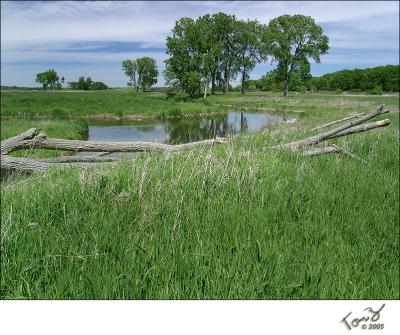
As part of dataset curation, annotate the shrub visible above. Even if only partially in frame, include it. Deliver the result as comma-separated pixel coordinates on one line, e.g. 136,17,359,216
368,86,383,95
248,85,257,92
91,82,108,90
335,88,343,95
167,107,182,117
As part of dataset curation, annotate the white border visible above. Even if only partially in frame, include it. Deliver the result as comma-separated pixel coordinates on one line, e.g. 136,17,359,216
1,300,399,334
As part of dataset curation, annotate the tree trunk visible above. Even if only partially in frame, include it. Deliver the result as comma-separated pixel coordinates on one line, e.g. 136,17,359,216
284,77,289,97
241,68,246,95
211,74,216,95
204,81,208,98
223,70,229,94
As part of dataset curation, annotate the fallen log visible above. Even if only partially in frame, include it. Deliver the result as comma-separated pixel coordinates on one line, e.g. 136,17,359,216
4,133,227,154
1,155,114,173
310,113,365,131
275,104,388,150
303,145,367,163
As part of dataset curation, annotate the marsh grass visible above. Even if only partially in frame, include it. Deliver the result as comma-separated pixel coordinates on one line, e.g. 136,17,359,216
0,92,399,299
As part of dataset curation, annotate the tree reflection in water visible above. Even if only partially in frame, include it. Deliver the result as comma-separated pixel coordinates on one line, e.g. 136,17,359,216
87,112,292,145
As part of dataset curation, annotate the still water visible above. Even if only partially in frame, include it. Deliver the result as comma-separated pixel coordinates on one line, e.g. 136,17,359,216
85,111,294,144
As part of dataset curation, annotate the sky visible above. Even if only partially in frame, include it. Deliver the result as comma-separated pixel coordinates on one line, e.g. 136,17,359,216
1,1,399,87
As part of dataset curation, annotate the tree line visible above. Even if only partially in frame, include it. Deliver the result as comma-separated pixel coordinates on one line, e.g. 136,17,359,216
35,69,108,90
253,65,399,94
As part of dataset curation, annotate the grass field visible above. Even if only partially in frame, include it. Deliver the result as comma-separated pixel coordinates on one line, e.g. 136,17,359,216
1,90,399,299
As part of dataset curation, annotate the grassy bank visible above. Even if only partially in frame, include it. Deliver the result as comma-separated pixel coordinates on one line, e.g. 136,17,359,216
1,92,399,299
2,89,398,120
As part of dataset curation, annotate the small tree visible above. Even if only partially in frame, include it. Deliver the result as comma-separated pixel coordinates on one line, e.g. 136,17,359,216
35,69,61,90
136,57,158,91
264,14,329,97
122,60,139,92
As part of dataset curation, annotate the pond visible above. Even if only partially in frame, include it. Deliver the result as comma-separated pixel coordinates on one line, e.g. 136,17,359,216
84,111,295,144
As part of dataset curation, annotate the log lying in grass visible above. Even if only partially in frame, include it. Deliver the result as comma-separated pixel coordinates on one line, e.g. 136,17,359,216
274,104,389,150
302,145,367,163
0,105,390,173
0,133,227,172
310,113,365,131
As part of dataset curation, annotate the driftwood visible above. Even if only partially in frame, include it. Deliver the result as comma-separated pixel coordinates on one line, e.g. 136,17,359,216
274,104,389,150
0,132,227,172
0,105,390,173
310,113,365,131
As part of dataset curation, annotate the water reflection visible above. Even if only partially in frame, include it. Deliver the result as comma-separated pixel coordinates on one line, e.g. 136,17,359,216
87,111,294,144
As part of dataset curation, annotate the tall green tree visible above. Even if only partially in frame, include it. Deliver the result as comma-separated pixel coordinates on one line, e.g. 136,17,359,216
35,69,61,90
136,57,159,91
235,19,267,95
213,13,240,94
165,17,203,97
264,14,329,96
122,59,139,92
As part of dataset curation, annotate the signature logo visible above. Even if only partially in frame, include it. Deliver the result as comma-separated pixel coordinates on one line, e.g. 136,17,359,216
340,304,385,331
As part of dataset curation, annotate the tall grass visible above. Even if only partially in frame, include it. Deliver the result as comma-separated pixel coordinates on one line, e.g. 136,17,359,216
1,104,398,299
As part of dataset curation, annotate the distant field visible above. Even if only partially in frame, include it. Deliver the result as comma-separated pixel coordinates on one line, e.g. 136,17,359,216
1,91,399,299
1,89,398,120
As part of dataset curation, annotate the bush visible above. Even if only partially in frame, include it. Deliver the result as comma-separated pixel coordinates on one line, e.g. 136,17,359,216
298,85,307,93
335,88,343,95
167,107,182,117
91,82,108,90
368,86,383,95
247,85,257,92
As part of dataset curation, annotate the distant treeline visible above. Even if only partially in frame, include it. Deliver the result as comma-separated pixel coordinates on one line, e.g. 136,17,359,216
252,65,399,94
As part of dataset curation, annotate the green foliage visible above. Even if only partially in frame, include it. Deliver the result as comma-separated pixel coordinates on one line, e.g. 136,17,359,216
165,13,266,97
264,14,329,96
35,69,62,90
122,59,139,91
368,86,383,95
122,58,158,92
69,77,107,90
311,65,399,92
137,57,159,91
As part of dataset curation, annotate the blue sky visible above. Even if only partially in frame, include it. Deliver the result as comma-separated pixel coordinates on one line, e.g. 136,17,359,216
1,1,399,87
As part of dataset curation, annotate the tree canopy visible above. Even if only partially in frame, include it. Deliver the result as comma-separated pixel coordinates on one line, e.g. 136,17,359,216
35,69,62,90
165,13,267,97
122,57,158,92
69,76,108,90
264,14,329,96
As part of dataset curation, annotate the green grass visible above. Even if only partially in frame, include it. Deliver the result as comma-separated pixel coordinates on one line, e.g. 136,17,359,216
1,91,399,299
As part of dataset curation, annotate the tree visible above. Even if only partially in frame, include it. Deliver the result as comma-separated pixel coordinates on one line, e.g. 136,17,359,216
235,19,267,94
122,60,139,92
264,14,329,97
35,69,61,90
165,17,203,97
68,77,107,90
136,57,158,91
213,13,240,94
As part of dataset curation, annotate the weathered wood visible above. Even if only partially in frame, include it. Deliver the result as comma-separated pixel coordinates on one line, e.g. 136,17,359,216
276,104,388,150
0,128,38,154
303,145,367,163
1,155,115,173
8,136,227,154
302,145,339,157
38,156,118,163
326,119,390,140
310,113,365,131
